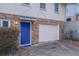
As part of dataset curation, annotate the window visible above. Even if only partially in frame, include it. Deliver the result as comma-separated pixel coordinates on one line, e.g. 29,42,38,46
40,3,46,10
54,3,59,14
77,16,79,21
0,19,11,28
66,18,71,21
3,21,8,27
21,3,30,7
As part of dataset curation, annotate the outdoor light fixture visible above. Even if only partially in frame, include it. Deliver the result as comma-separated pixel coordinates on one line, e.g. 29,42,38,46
15,20,19,25
15,21,18,24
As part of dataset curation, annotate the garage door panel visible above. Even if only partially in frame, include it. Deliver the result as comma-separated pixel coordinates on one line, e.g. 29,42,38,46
39,24,59,42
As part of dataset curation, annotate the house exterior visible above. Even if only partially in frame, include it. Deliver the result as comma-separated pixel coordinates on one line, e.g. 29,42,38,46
64,3,79,40
66,3,79,21
0,3,66,47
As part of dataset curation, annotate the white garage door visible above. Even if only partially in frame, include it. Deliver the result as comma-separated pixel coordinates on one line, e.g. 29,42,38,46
39,24,59,42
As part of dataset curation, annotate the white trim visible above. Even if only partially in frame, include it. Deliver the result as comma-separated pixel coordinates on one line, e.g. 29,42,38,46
0,20,1,27
20,44,31,47
57,24,59,40
20,21,32,47
1,20,2,27
29,21,32,46
0,19,11,28
8,20,11,27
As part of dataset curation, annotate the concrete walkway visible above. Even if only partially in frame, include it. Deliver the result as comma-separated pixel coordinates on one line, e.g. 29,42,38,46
16,40,79,56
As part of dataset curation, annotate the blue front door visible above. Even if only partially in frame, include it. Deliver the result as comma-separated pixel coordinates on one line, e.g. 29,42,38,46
21,22,30,46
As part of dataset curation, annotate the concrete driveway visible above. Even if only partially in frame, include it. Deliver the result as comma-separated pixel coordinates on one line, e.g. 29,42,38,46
16,40,79,56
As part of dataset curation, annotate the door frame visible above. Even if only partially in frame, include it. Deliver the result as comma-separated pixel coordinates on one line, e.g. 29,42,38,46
20,21,32,47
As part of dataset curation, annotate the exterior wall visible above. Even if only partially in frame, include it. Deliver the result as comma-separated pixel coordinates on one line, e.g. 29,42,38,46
64,21,79,40
0,13,20,48
66,4,77,17
0,3,66,22
0,13,65,46
32,21,39,44
71,16,77,21
66,3,79,21
0,13,20,28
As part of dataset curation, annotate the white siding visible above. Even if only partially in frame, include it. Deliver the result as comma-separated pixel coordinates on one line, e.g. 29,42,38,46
0,3,66,21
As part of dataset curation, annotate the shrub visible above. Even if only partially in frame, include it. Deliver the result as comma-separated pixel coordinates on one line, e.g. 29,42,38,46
0,28,19,55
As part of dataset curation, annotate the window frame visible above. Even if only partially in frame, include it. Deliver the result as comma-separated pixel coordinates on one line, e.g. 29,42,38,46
40,3,46,10
21,3,30,7
77,15,79,21
0,19,11,28
66,18,71,22
54,3,59,14
0,20,1,27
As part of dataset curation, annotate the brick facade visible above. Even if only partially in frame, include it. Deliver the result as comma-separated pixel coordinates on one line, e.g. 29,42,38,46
32,19,65,44
0,13,20,48
0,13,65,46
